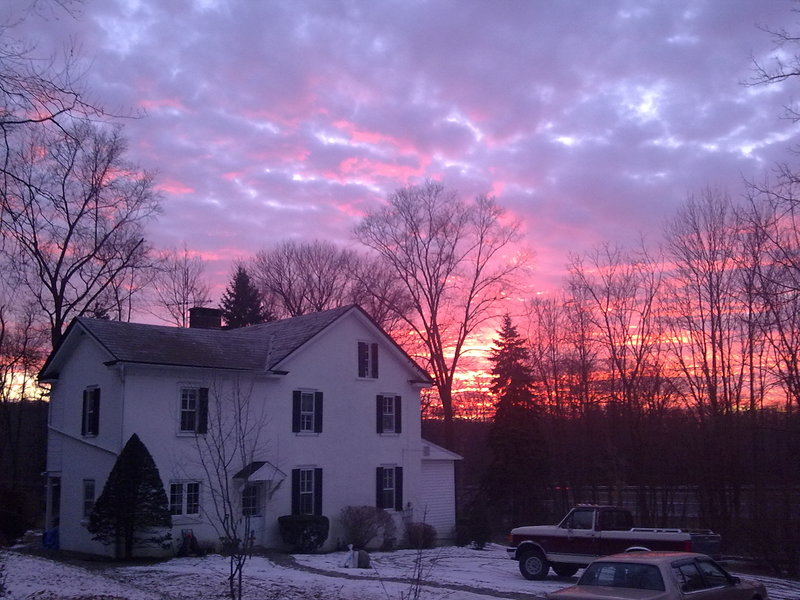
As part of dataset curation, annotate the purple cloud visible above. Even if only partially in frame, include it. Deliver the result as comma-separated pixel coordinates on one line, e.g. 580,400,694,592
9,0,800,303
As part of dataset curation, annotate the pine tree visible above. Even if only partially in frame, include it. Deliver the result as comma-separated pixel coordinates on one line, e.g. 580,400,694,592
220,265,272,328
481,314,549,528
87,434,172,559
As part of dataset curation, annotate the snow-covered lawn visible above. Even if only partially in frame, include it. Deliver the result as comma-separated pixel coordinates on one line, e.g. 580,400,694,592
3,544,799,600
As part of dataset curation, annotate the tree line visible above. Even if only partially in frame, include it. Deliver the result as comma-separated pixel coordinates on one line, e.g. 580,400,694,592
434,186,800,574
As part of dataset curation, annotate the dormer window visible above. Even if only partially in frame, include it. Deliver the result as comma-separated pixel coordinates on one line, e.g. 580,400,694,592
358,341,379,378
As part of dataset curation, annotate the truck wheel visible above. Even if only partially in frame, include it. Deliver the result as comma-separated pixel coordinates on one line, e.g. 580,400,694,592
552,563,579,577
519,549,549,580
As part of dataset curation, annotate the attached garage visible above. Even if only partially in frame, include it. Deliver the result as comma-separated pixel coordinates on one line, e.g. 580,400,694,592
420,440,462,544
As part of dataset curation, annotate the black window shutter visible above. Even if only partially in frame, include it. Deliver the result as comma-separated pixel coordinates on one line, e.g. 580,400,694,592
376,395,383,433
314,391,323,433
292,390,301,432
375,467,384,509
370,343,379,378
313,468,323,516
91,388,101,435
394,396,402,433
358,342,368,377
291,469,300,515
197,388,209,434
394,467,403,512
81,390,88,435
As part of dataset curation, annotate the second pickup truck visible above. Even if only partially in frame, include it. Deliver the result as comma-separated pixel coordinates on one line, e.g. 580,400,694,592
507,505,722,580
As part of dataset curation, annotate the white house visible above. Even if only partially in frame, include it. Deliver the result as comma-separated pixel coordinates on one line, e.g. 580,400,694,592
39,305,461,556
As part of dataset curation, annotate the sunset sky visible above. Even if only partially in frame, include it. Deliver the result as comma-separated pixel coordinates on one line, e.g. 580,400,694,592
12,0,800,300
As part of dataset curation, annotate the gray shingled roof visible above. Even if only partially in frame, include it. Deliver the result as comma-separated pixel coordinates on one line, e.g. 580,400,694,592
44,305,354,376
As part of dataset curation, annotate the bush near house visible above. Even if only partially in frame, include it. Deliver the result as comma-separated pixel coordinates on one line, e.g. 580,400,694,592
406,522,437,549
338,505,396,550
278,515,329,553
0,508,27,547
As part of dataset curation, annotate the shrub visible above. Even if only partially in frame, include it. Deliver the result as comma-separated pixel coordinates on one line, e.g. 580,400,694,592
456,499,490,549
406,522,437,549
338,505,396,549
0,509,27,547
278,515,329,552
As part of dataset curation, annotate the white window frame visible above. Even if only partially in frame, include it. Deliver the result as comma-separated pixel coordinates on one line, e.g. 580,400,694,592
382,395,396,433
179,387,200,433
242,482,263,517
381,467,396,509
358,341,378,379
170,481,201,517
298,469,315,515
82,387,100,436
299,391,315,433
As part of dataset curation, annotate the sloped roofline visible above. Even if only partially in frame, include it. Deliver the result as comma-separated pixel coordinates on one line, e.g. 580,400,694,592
270,304,433,385
38,305,433,386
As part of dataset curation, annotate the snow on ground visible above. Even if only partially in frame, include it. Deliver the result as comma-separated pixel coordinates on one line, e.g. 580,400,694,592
3,544,799,600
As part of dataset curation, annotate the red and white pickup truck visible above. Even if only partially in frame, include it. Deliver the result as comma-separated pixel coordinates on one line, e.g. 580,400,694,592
507,505,722,580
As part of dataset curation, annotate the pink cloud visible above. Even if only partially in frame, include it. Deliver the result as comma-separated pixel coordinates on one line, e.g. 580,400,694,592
156,181,194,195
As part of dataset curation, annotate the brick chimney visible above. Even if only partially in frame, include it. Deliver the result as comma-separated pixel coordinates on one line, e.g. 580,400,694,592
188,307,223,329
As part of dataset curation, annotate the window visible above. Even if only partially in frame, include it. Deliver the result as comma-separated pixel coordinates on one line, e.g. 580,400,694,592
674,562,705,592
376,395,401,434
81,387,100,436
561,508,593,530
179,387,208,434
242,483,262,517
376,466,403,511
695,559,731,588
580,562,664,591
673,559,731,592
82,479,95,518
170,481,201,516
598,509,633,531
291,468,322,515
358,341,379,378
292,391,323,433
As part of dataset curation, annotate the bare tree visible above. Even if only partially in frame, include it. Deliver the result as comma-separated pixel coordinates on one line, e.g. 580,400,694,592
568,243,666,414
252,239,358,318
355,181,523,449
567,243,669,520
746,16,800,123
526,296,571,416
149,244,210,327
663,188,753,533
348,254,415,338
194,377,275,600
664,189,746,420
741,185,800,411
88,263,152,322
0,1,99,133
0,121,159,347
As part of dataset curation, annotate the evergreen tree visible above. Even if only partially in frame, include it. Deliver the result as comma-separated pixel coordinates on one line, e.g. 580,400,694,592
481,315,549,529
220,265,272,328
87,434,172,559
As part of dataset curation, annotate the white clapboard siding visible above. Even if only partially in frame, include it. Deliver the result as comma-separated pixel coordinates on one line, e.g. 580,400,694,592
420,441,462,543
